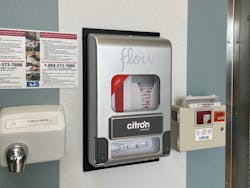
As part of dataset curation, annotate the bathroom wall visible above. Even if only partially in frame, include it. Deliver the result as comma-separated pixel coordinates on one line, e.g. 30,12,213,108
187,0,227,187
59,0,187,187
0,0,228,187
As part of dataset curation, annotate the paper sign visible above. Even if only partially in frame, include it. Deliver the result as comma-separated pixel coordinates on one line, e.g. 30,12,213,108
0,29,78,89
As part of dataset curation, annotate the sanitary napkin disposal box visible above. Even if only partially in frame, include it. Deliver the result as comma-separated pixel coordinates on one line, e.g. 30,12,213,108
171,95,226,152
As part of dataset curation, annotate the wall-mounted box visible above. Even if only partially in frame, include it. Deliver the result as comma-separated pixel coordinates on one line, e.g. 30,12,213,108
0,105,65,172
171,96,226,152
83,29,172,170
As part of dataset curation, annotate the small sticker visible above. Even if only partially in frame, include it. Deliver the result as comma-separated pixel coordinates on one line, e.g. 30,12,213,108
6,117,57,129
214,111,225,122
195,128,213,141
26,81,39,87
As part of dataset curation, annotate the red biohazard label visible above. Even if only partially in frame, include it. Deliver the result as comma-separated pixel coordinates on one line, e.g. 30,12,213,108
111,75,128,95
214,111,225,122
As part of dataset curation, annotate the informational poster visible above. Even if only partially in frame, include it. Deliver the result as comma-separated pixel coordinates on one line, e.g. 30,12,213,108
0,29,78,88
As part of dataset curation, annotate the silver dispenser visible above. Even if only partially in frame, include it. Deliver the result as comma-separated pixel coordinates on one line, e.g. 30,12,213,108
86,32,172,168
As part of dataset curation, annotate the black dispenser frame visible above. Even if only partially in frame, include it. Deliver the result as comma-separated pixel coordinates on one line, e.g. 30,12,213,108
83,28,161,171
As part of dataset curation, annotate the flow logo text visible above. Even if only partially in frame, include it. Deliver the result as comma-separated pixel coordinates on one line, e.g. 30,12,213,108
121,48,153,71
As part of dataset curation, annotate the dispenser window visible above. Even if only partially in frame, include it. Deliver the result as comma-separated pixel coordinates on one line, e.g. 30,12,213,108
111,75,160,112
196,111,212,125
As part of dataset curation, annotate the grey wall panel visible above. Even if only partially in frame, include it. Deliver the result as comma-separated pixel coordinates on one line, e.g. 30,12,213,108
0,162,59,188
187,0,227,187
0,0,58,31
187,148,225,188
0,0,59,188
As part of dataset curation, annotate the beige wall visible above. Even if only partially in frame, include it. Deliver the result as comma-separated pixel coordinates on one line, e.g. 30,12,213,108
59,0,187,187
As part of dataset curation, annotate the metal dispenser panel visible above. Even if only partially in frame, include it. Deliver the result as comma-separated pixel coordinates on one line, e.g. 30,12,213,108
83,29,172,170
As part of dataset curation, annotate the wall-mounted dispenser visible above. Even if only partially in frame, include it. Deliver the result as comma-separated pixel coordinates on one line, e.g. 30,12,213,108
83,28,172,170
171,95,226,152
0,105,65,172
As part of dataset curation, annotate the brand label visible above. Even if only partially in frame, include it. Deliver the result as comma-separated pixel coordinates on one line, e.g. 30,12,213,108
121,48,153,71
126,121,150,130
110,114,162,139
